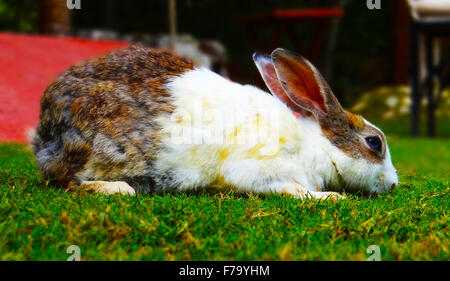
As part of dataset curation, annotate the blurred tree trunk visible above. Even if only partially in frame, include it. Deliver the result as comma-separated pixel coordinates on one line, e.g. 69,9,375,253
168,0,177,50
39,0,71,35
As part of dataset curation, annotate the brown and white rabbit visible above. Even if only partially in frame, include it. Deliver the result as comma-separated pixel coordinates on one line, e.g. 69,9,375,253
31,45,398,199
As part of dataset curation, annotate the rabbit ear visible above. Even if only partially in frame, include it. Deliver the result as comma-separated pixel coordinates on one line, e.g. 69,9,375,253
253,52,305,115
271,48,345,119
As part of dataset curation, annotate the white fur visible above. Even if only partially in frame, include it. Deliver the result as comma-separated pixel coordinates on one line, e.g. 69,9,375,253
153,68,398,197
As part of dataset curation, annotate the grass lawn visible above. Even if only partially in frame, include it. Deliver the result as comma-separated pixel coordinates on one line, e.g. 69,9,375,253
0,135,448,261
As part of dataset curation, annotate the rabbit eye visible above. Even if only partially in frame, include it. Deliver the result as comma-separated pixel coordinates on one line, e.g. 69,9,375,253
365,136,381,151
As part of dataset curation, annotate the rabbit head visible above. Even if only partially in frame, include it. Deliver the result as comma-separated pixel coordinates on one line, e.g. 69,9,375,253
254,48,398,193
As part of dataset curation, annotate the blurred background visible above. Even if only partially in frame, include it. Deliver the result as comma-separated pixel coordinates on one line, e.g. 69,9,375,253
0,0,449,142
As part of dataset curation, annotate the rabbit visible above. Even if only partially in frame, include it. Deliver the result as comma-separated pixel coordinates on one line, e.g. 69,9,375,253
31,45,398,199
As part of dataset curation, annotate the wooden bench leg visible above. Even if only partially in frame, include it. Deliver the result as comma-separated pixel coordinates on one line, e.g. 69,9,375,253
425,35,436,137
410,23,420,137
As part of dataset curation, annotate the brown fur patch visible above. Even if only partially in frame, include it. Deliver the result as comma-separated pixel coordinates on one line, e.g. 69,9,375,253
32,45,195,190
347,112,365,129
320,110,385,164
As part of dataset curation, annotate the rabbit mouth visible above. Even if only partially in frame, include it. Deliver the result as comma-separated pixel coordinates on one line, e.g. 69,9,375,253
371,170,398,193
328,157,396,195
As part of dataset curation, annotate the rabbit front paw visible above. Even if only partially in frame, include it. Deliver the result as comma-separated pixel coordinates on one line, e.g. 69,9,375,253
81,181,136,196
310,191,345,200
281,183,345,200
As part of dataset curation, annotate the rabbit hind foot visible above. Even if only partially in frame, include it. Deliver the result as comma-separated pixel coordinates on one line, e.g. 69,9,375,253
80,180,136,196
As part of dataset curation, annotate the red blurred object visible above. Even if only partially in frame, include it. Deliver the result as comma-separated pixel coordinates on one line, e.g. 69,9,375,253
237,8,343,22
0,33,128,143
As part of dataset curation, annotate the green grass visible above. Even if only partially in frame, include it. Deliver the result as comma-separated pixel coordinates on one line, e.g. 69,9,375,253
0,136,448,261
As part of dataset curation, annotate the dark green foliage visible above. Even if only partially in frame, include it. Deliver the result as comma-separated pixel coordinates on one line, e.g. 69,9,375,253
0,0,37,32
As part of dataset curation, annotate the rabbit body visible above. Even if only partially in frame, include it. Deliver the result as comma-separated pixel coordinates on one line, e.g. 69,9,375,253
32,46,398,198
